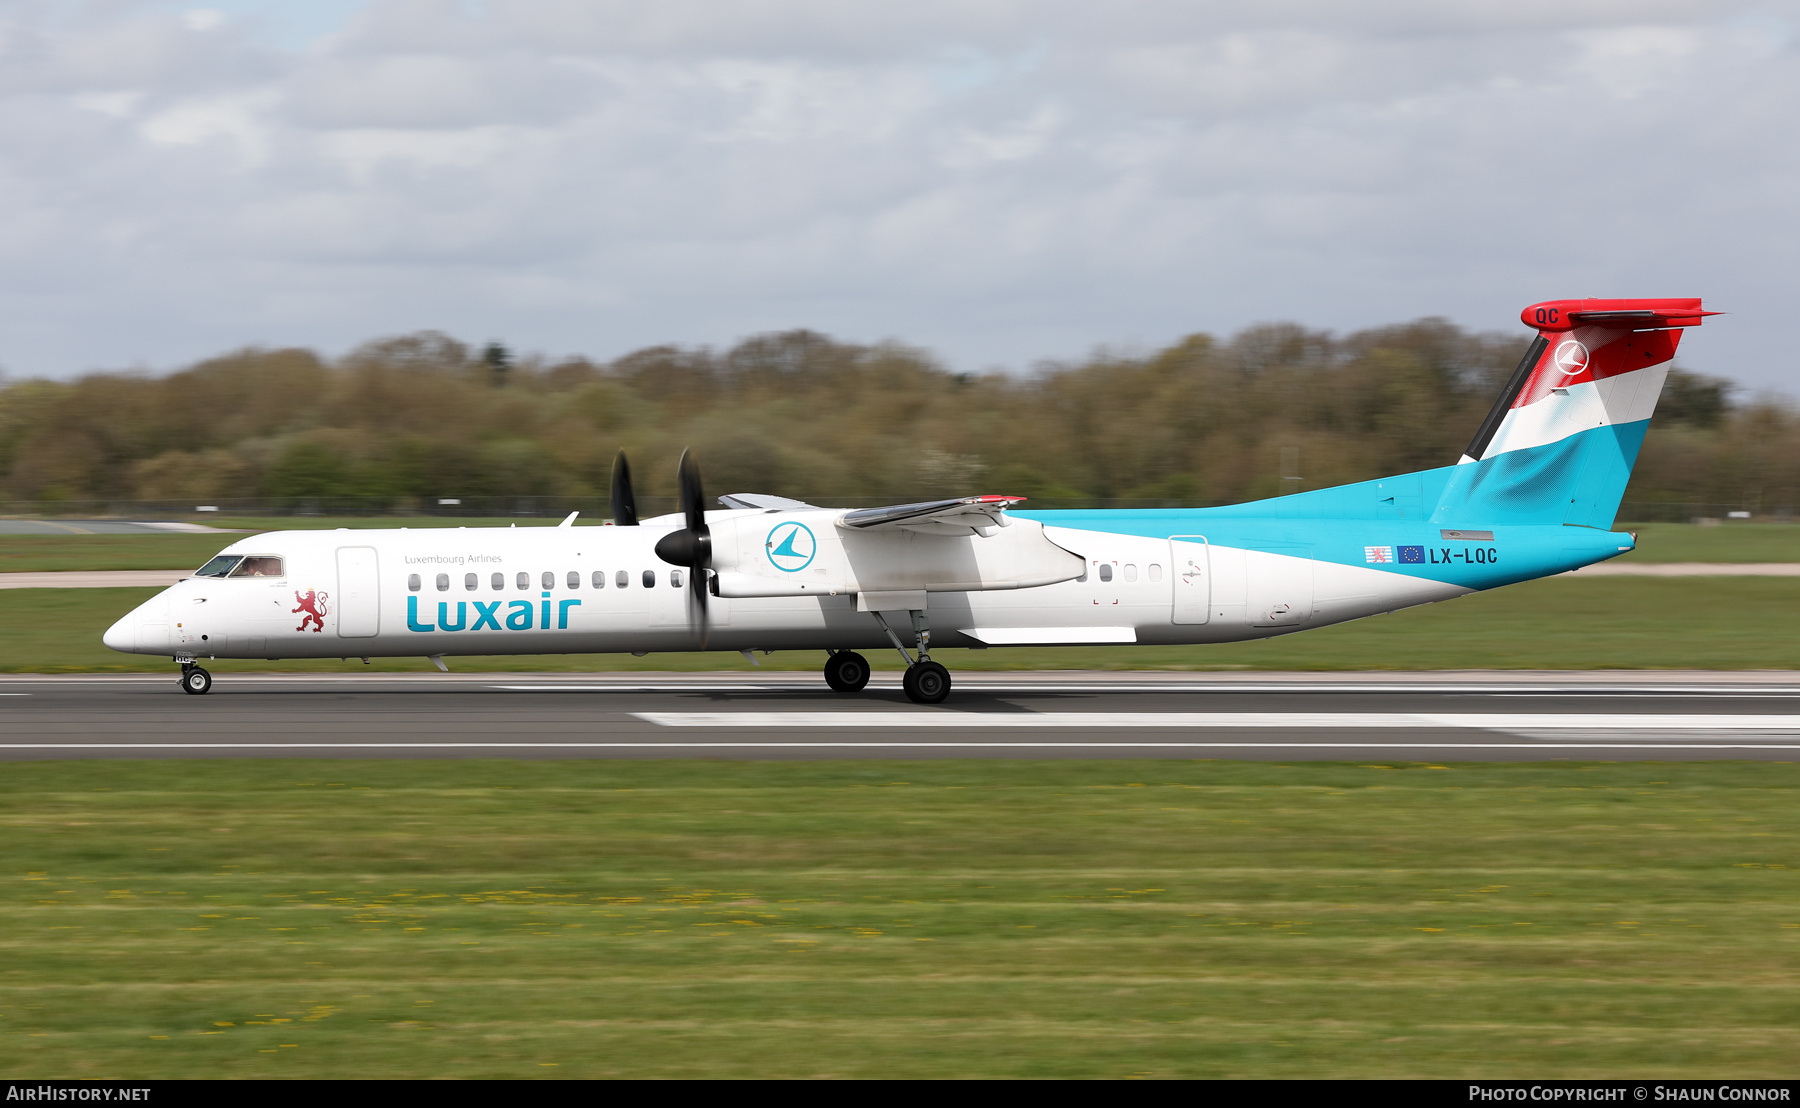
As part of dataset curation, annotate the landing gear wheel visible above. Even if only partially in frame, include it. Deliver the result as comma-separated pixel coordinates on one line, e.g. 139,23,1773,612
902,660,951,705
823,651,871,693
180,667,212,696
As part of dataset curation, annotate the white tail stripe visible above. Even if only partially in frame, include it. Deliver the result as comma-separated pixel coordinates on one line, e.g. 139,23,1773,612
1483,361,1669,458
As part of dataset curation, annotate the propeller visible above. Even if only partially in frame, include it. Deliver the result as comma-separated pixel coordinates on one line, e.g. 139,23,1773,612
652,448,712,647
610,449,638,526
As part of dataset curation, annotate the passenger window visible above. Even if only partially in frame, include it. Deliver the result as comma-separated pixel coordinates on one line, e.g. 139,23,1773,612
592,570,606,589
434,573,448,591
195,555,242,578
1148,564,1163,582
407,573,422,592
542,570,555,590
491,572,504,591
616,570,628,589
465,572,478,591
229,556,284,578
567,570,580,589
642,569,656,588
516,572,530,590
1124,564,1138,583
671,569,683,588
1098,564,1113,582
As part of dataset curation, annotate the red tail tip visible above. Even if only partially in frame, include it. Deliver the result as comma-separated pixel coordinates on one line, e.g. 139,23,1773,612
1521,298,1717,332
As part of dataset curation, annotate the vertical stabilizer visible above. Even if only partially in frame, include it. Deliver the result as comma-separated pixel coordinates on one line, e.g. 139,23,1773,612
1432,298,1716,530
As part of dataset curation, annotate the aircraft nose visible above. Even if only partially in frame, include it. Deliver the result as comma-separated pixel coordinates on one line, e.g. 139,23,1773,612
102,613,136,653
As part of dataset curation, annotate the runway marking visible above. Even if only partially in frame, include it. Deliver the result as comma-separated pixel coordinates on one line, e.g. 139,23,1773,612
634,711,1800,733
6,677,1800,698
3,742,1800,752
492,684,1800,697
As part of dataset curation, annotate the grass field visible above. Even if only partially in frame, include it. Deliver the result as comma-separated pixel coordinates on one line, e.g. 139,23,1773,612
2,521,1797,574
3,759,1797,1078
8,574,1795,674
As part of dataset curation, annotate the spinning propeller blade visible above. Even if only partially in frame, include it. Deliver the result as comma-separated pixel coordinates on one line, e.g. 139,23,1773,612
652,448,712,648
610,449,638,526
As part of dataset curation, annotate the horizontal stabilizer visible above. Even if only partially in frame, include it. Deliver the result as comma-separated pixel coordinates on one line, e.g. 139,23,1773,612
1521,297,1719,333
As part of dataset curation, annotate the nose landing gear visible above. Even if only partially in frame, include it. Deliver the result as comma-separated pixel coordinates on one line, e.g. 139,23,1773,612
179,664,213,695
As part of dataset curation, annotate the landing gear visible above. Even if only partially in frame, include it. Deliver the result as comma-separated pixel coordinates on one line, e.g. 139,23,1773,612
901,659,951,704
823,651,871,693
180,665,212,695
869,609,955,704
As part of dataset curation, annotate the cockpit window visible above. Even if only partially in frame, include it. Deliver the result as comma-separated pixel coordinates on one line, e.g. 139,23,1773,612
229,556,285,578
194,555,242,578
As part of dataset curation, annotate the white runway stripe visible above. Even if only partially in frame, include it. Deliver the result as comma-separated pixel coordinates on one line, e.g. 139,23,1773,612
634,711,1800,733
3,741,1800,751
492,684,1800,696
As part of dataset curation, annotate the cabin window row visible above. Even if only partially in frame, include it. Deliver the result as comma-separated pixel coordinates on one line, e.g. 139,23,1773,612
408,569,682,593
1085,563,1162,583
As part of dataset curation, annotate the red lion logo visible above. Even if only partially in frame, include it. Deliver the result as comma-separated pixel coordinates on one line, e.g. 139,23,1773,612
292,589,329,633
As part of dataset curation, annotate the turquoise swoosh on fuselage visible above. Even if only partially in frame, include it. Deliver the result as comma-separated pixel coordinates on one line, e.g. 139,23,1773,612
1015,421,1648,591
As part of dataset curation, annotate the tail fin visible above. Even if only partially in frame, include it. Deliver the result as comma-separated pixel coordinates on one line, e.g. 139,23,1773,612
1431,297,1718,530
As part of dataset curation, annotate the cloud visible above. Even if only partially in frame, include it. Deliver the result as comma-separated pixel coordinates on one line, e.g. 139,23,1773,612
0,0,1795,394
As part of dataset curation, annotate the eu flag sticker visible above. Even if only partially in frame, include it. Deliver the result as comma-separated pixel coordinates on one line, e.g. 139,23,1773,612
1398,545,1425,564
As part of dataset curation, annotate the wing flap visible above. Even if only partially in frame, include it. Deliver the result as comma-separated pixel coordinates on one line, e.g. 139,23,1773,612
839,495,1025,534
717,492,818,510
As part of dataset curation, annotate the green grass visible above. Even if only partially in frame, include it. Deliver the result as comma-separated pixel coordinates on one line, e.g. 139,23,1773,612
3,521,1797,574
14,575,1800,674
3,759,1798,1078
1615,522,1800,563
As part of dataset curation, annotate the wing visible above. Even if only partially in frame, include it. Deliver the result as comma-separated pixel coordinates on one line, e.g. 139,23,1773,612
839,495,1026,536
716,492,820,510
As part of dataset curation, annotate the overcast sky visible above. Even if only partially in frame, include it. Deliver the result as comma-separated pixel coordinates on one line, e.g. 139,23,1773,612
4,0,1796,393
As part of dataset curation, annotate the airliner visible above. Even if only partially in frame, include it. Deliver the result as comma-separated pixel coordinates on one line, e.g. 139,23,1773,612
104,297,1714,702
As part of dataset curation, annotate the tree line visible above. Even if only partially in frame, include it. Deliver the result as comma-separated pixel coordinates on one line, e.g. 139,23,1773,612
0,321,1779,515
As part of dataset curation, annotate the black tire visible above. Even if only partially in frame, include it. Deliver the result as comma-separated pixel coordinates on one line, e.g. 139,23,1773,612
823,651,871,693
181,667,213,696
902,660,951,705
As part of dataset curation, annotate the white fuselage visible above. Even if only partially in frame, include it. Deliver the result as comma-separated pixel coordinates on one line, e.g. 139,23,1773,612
103,513,1467,662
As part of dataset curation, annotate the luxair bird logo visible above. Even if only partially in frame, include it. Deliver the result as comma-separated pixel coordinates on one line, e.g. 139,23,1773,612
292,589,329,632
765,522,817,572
1554,340,1591,377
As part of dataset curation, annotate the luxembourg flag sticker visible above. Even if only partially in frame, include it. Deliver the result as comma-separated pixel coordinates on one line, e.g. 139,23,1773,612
1364,546,1394,564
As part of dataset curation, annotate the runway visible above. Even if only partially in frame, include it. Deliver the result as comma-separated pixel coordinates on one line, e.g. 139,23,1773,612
5,671,1800,760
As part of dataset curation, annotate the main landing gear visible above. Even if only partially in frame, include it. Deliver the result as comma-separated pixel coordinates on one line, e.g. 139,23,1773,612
869,609,954,705
179,662,212,695
823,650,872,693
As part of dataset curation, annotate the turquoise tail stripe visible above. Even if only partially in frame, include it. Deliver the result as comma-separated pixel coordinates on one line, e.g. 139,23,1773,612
1432,419,1651,530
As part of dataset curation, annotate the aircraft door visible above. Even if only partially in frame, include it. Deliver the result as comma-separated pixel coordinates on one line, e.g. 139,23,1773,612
1246,544,1314,628
335,546,380,638
1169,536,1210,625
